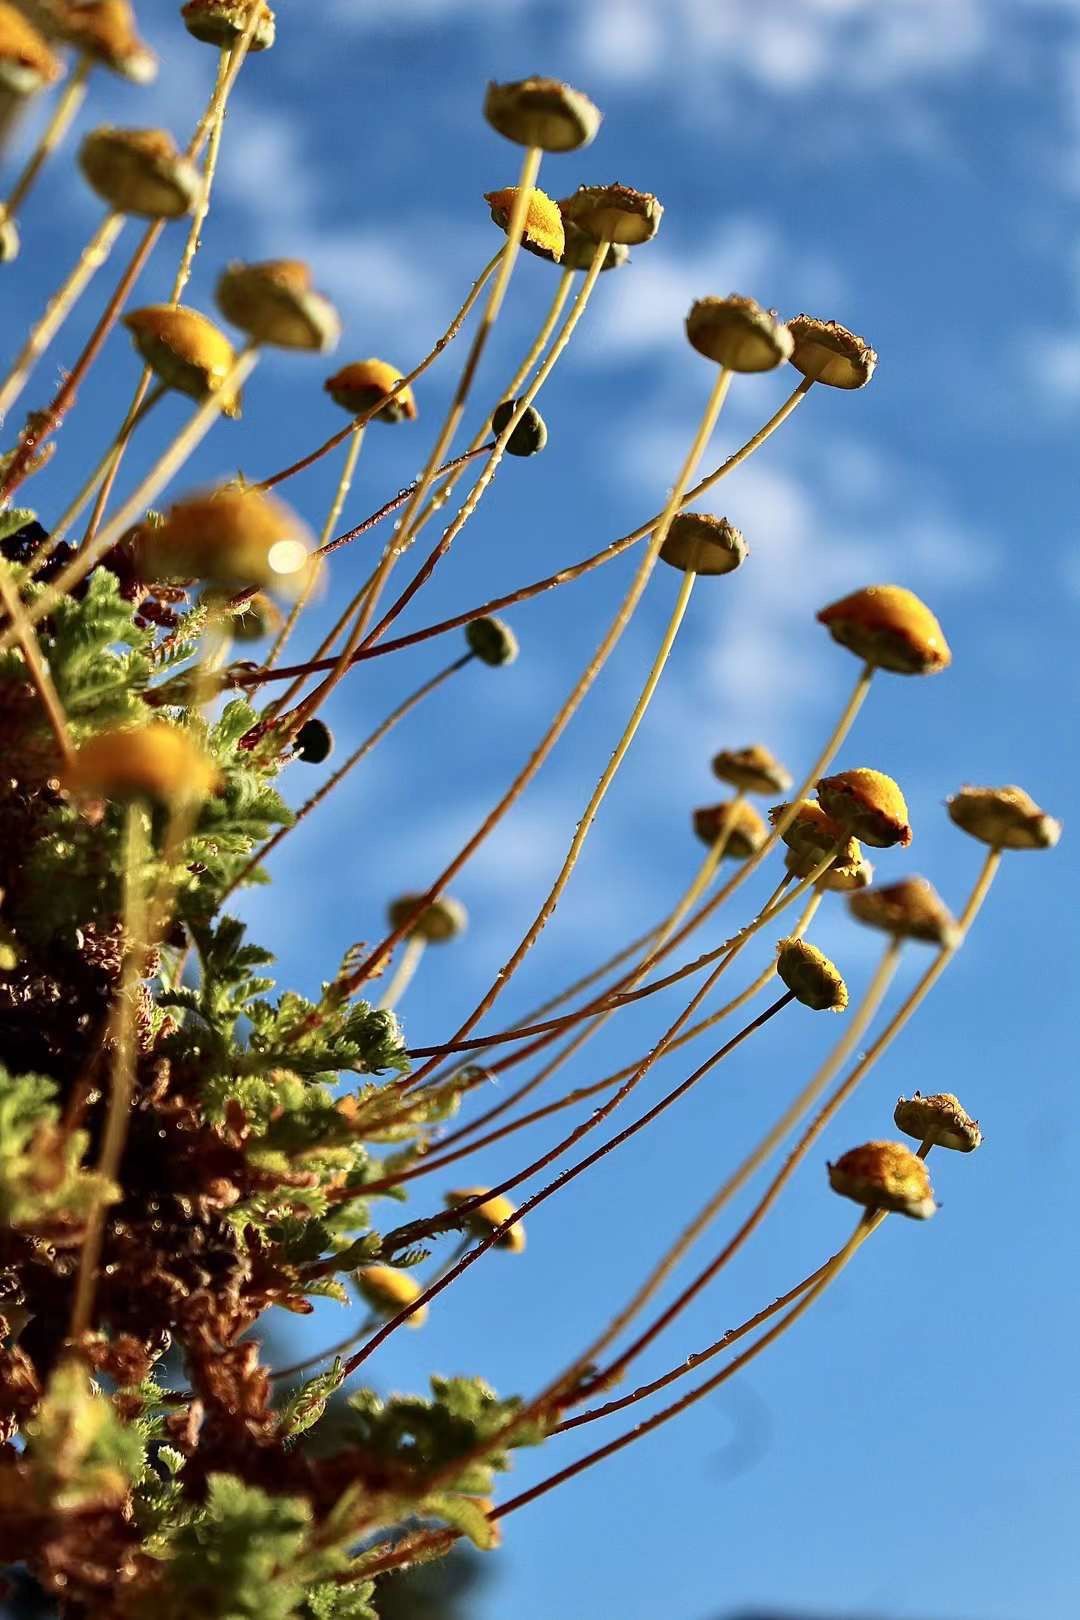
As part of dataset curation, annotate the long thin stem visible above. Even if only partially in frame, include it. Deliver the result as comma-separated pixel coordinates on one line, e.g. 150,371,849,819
377,935,426,1012
43,383,167,556
233,377,817,692
223,651,474,899
68,804,148,1340
0,210,125,422
0,558,74,768
1,53,91,221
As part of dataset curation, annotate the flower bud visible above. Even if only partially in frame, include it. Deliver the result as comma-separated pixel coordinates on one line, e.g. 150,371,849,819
216,259,341,352
466,616,518,666
387,894,467,943
692,799,768,859
828,1140,936,1219
356,1264,427,1326
139,486,314,593
491,398,548,456
560,219,629,273
776,937,848,1012
894,1092,981,1153
79,128,200,219
292,719,333,765
64,722,220,805
784,844,869,890
711,743,792,797
658,512,746,576
561,182,662,246
848,876,960,948
0,4,63,97
444,1188,525,1253
57,0,157,82
787,315,876,389
946,785,1062,851
817,584,951,676
769,800,860,871
816,767,911,849
485,184,565,261
686,295,793,372
324,358,416,423
181,0,275,50
125,304,243,415
483,77,601,152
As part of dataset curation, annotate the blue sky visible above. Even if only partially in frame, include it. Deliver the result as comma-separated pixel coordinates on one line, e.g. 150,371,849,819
3,2,1078,1617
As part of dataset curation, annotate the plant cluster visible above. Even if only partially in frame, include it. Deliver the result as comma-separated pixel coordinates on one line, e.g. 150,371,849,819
0,4,1063,1615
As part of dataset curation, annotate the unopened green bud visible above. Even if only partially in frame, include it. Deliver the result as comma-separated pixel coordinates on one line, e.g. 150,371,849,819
491,398,548,456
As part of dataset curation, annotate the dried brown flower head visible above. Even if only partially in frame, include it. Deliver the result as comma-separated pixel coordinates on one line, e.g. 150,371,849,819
124,304,243,415
356,1264,427,1325
139,486,314,591
444,1188,525,1252
848,876,960,947
894,1092,982,1153
216,259,341,352
485,184,565,260
946,785,1062,851
0,3,63,96
387,894,468,943
658,512,747,576
784,843,870,890
817,584,951,675
64,722,220,805
769,800,860,872
692,799,769,859
685,295,793,372
561,182,662,246
712,743,792,797
559,217,630,272
827,1140,936,1219
816,767,912,849
483,76,601,152
79,127,200,218
57,0,157,81
466,616,519,666
787,315,877,388
180,0,275,50
324,358,417,423
776,937,848,1012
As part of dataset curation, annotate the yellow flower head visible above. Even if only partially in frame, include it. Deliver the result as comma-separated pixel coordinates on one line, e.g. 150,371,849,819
64,723,220,806
483,76,601,152
817,584,951,676
125,305,242,416
181,0,276,51
849,876,959,948
894,1092,982,1153
216,259,341,352
659,513,747,576
769,800,860,873
79,127,200,219
692,799,769,860
445,1188,525,1253
828,1140,936,1219
816,767,912,849
139,486,315,594
57,0,157,82
324,358,417,423
787,848,874,892
712,743,792,798
946,785,1062,851
485,185,565,261
776,938,848,1013
787,315,877,389
355,1264,427,1326
561,182,662,246
387,894,468,943
686,295,793,372
0,3,63,96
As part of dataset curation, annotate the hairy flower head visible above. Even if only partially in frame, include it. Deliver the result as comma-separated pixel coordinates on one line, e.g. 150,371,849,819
0,3,63,96
816,767,912,849
125,305,243,415
818,584,951,676
828,1140,936,1219
686,295,793,372
659,512,747,576
79,127,200,218
849,876,959,947
483,76,601,152
216,258,341,352
485,185,565,260
776,938,848,1012
57,0,156,81
787,315,876,388
561,182,662,246
181,0,276,50
692,799,769,860
769,800,860,872
324,358,416,423
946,785,1061,851
894,1092,982,1153
712,743,792,797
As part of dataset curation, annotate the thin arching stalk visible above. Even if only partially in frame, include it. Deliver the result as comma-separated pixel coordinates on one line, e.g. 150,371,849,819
39,383,168,558
0,559,74,768
223,651,474,899
377,935,426,1012
1,53,91,222
0,210,125,421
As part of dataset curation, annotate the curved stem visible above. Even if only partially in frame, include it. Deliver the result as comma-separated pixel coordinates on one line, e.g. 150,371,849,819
0,210,124,422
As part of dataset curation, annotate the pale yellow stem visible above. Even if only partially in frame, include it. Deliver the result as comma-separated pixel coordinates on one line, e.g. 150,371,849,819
378,935,426,1012
0,211,125,421
0,558,73,769
1,54,90,220
44,382,168,551
171,45,230,305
